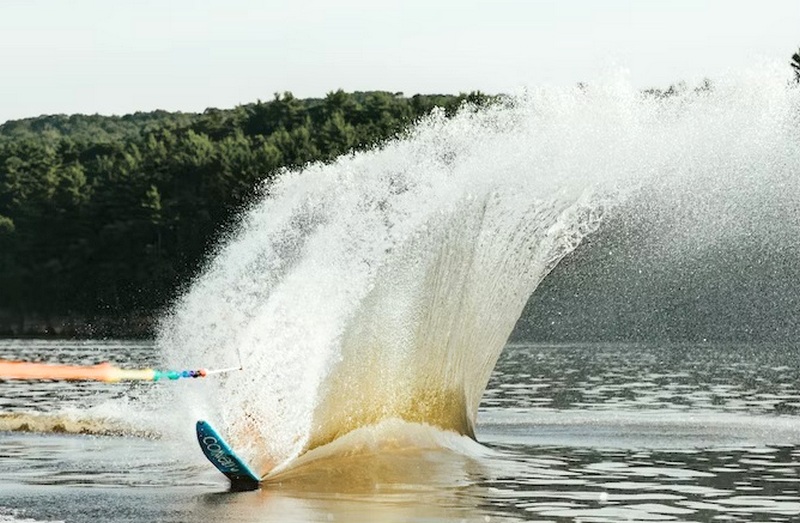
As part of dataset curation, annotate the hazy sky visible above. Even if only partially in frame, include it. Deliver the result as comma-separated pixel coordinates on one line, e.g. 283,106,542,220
1,0,799,123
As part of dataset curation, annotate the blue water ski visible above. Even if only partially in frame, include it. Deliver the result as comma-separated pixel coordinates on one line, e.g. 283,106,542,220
196,420,260,491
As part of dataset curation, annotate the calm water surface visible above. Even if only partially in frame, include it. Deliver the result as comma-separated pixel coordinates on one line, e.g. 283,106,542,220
1,340,799,522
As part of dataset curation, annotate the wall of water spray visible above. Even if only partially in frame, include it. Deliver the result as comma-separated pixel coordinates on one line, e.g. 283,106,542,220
156,65,800,473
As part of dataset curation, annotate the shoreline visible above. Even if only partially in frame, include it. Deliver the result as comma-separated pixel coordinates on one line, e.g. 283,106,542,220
0,314,156,339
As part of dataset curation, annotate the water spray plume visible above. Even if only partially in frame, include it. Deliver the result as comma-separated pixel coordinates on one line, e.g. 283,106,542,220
145,66,800,475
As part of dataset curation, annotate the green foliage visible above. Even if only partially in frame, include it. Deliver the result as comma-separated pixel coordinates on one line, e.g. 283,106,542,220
0,214,13,235
0,90,496,330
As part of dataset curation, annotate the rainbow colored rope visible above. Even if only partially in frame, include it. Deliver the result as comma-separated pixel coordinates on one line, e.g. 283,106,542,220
0,360,240,382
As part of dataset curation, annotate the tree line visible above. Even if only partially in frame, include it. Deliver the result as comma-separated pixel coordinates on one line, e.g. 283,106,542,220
0,90,492,334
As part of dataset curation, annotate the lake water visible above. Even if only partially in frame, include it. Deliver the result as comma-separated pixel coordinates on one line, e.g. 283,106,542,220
1,339,799,522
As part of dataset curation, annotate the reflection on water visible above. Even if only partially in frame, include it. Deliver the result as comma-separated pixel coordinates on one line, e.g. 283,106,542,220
485,342,800,414
481,444,800,521
1,340,799,522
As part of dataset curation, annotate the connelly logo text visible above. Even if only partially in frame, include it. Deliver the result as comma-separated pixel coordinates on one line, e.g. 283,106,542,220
201,436,242,473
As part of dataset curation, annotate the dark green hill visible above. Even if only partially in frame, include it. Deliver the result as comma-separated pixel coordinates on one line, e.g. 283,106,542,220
0,90,492,335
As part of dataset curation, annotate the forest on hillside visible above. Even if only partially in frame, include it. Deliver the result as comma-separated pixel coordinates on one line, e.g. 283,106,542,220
0,90,492,335
2,67,799,341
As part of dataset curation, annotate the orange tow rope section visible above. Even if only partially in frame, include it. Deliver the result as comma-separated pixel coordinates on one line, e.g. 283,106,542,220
0,359,212,382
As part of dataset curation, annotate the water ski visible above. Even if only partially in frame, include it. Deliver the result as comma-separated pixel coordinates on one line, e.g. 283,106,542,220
196,420,261,491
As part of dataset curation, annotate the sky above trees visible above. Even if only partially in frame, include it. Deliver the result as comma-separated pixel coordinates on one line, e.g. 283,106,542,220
1,0,799,123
